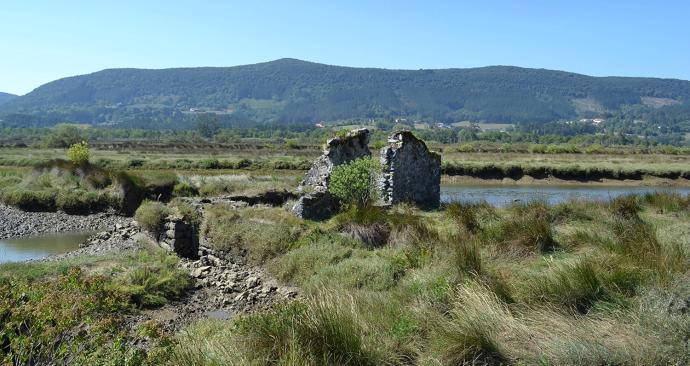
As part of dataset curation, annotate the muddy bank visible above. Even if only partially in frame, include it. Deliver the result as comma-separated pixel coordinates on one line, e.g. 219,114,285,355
0,204,128,240
441,164,690,184
442,174,690,187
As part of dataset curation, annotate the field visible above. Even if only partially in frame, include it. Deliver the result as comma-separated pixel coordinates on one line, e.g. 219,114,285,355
2,141,690,364
2,193,690,364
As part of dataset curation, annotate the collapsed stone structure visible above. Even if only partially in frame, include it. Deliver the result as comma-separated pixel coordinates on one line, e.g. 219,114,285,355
158,214,199,259
292,128,371,220
292,129,441,219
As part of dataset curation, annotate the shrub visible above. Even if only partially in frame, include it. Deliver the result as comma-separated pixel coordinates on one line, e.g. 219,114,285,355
66,141,90,165
610,217,661,266
134,201,172,238
0,268,131,364
642,191,689,213
198,180,237,197
482,201,556,254
446,202,483,234
328,157,381,208
230,294,379,365
197,158,220,169
270,231,359,285
452,237,482,276
202,206,305,263
55,189,110,214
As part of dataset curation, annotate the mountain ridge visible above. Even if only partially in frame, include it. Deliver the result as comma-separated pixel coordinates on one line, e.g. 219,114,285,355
2,58,690,127
0,92,17,106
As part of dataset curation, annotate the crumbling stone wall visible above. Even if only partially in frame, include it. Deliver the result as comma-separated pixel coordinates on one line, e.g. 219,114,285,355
292,129,441,220
379,131,441,209
292,129,371,220
298,128,371,192
159,215,199,259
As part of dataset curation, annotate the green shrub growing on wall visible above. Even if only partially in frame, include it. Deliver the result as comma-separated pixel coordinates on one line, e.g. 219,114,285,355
328,157,381,208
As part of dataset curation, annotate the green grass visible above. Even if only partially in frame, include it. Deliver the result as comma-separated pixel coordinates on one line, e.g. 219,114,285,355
134,200,172,238
4,189,690,365
0,246,186,364
179,192,690,365
201,205,308,263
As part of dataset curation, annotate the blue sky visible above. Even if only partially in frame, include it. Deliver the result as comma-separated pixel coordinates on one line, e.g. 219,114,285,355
1,0,688,95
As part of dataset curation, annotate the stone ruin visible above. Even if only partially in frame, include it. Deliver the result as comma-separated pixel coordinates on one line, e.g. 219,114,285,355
380,131,441,210
292,128,371,220
292,129,441,219
158,214,199,259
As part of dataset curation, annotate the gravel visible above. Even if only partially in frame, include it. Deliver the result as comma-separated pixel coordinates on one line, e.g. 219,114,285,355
0,204,128,240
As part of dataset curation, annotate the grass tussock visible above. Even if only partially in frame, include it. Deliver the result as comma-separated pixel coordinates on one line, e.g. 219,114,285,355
480,200,557,255
134,200,172,238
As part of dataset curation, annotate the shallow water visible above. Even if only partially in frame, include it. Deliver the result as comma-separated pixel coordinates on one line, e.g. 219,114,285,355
0,232,91,263
440,185,690,207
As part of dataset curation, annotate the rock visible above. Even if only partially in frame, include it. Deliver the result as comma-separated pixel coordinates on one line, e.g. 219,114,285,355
291,191,340,221
191,266,212,278
298,128,372,192
246,276,260,288
292,129,371,220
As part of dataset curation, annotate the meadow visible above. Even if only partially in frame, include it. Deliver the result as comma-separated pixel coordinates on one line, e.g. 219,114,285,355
2,192,690,364
2,141,690,364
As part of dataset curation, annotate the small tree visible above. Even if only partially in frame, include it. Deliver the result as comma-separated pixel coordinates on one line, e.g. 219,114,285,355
67,141,90,165
328,157,381,208
196,114,220,139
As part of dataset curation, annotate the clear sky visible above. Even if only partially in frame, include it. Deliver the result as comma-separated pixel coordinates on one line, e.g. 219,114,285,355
1,0,688,95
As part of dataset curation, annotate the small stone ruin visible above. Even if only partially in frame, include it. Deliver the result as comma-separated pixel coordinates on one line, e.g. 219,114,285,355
158,214,199,259
292,129,441,219
380,131,441,209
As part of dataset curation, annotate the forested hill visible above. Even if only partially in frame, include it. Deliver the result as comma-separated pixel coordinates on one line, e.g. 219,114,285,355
2,58,690,128
0,92,17,106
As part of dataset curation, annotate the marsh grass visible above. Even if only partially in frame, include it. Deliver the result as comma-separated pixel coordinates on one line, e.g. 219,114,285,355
113,251,191,308
202,205,307,263
134,201,172,239
480,200,557,255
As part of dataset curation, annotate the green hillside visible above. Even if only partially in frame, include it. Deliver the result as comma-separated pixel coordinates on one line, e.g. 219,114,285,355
2,59,690,127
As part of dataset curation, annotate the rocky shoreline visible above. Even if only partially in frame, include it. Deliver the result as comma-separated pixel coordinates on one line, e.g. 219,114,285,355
0,204,128,240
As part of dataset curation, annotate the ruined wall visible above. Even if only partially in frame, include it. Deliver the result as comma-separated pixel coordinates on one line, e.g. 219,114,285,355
159,215,199,259
292,128,371,220
298,128,371,192
293,129,441,219
380,131,441,209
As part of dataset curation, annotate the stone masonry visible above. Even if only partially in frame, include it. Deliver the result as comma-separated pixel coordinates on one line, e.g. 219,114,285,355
159,215,199,259
292,129,441,219
379,131,441,209
292,128,371,220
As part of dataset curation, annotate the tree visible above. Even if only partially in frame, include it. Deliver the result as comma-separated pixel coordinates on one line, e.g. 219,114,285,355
43,124,87,148
196,114,220,139
67,141,90,165
328,157,381,208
